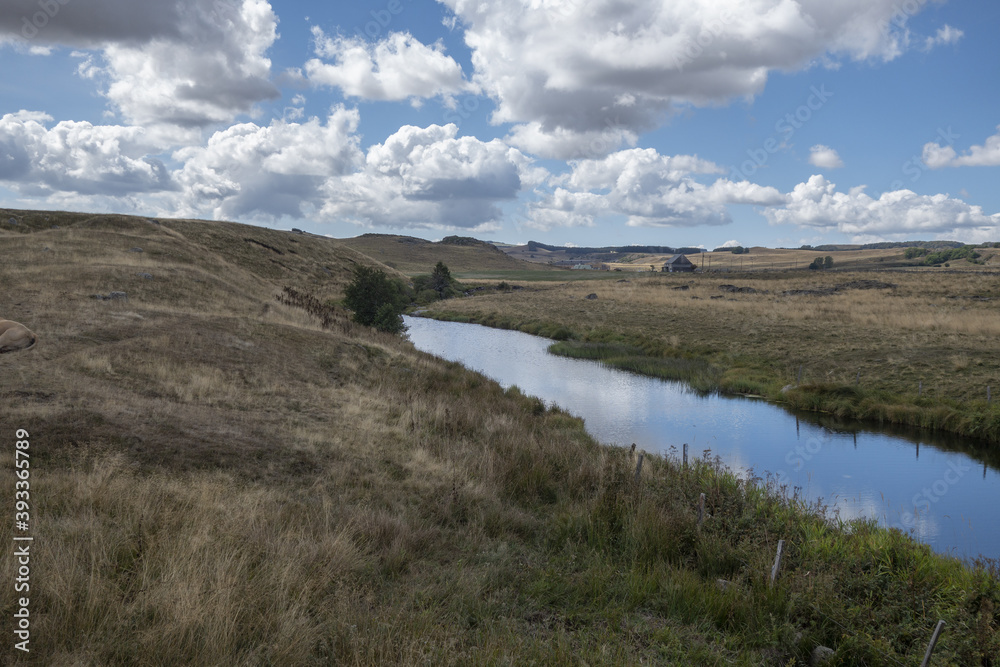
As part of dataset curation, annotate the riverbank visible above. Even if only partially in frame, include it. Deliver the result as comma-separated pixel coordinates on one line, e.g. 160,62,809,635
420,269,1000,444
3,212,999,663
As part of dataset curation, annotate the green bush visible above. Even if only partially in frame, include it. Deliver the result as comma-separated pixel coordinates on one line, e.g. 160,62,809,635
343,265,409,333
412,261,463,302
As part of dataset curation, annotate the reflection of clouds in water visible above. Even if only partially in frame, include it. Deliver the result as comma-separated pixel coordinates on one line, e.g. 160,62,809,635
406,317,1000,560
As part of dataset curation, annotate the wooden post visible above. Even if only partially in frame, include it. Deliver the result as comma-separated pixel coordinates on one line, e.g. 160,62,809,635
855,371,860,386
920,620,946,667
988,386,992,403
797,365,803,385
919,381,922,397
770,540,785,586
698,493,705,528
683,443,688,469
634,453,644,484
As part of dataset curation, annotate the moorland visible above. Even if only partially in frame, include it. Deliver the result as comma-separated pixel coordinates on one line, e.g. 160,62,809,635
2,208,999,665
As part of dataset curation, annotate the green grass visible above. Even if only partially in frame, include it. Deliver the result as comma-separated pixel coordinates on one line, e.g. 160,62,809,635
2,208,999,665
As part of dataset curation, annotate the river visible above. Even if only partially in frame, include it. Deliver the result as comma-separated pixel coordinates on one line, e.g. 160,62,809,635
404,315,1000,561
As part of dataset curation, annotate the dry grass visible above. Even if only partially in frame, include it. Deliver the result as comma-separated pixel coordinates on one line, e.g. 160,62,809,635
423,269,1000,434
336,233,546,275
2,208,998,665
605,245,1000,273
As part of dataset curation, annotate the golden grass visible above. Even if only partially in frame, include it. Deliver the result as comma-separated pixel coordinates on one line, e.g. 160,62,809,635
423,268,1000,421
2,208,998,664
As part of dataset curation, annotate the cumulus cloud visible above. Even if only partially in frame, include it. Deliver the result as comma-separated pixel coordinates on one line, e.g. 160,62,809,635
305,29,474,104
171,106,363,220
438,0,928,158
319,123,530,231
764,175,1000,241
922,125,1000,168
808,145,844,169
2,1,280,142
924,25,964,51
524,148,783,230
0,111,173,196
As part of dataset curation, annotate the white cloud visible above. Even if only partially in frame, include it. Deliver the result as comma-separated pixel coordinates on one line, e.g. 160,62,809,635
808,145,844,169
438,0,929,158
764,175,1000,242
0,111,173,196
305,30,474,103
719,240,742,248
924,25,964,51
524,148,783,230
922,125,1000,168
505,122,639,161
319,123,531,231
171,107,364,221
1,1,281,143
101,1,279,141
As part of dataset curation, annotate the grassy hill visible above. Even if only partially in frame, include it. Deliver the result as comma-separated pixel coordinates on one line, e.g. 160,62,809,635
2,209,999,665
336,233,556,277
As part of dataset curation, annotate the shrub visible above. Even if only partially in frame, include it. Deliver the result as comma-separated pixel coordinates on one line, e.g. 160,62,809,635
343,265,409,333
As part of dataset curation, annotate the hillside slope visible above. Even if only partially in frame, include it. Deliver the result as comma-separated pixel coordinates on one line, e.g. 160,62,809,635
1,209,998,665
337,232,554,275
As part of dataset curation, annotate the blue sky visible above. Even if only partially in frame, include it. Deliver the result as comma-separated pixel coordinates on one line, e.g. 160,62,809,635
1,0,998,249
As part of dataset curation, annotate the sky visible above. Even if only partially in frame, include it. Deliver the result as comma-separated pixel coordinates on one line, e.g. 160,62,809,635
1,0,998,250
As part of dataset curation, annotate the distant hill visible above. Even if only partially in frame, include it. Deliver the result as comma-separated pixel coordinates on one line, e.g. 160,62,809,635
504,241,704,267
337,233,550,274
0,208,386,301
802,241,967,252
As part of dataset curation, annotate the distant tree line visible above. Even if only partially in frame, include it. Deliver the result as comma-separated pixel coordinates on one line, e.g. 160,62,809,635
526,241,704,256
905,245,984,265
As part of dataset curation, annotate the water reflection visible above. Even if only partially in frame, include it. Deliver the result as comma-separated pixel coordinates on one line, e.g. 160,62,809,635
404,316,1000,560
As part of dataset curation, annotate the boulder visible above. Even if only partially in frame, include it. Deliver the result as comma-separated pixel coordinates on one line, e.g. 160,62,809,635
0,320,37,354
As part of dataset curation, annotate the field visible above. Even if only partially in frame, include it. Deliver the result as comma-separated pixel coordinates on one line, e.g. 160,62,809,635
606,247,1000,273
422,269,1000,443
2,208,1000,665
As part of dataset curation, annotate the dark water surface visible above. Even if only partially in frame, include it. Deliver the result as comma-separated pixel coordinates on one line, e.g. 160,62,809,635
405,316,1000,561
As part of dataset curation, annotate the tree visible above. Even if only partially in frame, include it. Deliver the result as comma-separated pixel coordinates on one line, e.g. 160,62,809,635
430,261,453,298
343,265,408,333
824,255,834,269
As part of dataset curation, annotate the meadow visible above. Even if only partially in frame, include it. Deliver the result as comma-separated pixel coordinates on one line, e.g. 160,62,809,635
422,268,1000,443
2,209,999,665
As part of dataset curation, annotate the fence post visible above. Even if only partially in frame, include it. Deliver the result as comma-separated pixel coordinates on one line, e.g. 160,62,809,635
698,493,705,528
770,540,785,586
797,365,803,384
920,620,946,667
683,443,688,469
634,453,644,484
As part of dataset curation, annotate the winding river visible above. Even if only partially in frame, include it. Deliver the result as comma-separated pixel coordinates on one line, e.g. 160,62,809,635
404,315,1000,561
